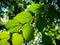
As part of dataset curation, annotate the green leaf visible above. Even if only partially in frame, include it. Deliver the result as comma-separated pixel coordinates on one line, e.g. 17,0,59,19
0,40,10,45
5,20,20,29
5,20,22,33
22,23,34,41
42,34,52,45
8,25,21,33
0,31,10,40
36,16,45,32
26,3,44,14
12,33,23,45
14,11,33,24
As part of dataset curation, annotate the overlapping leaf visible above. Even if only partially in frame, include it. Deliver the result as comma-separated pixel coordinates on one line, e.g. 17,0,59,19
5,20,21,33
5,20,20,29
14,11,33,24
8,25,21,33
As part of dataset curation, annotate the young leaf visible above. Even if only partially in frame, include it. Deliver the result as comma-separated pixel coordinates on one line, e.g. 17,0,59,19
26,3,44,14
0,31,10,40
12,33,23,45
5,20,22,33
14,11,33,24
0,40,10,45
22,23,34,41
5,20,20,29
8,25,21,33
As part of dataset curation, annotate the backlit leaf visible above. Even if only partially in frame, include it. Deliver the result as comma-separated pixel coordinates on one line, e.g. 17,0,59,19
5,20,19,29
0,31,10,40
8,25,21,33
26,3,44,14
12,33,23,45
0,40,10,45
22,23,34,41
14,11,33,24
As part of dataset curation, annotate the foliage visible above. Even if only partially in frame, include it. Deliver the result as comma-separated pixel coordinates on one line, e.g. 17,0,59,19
0,0,60,45
5,20,21,33
12,33,23,45
14,11,33,24
22,23,34,41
